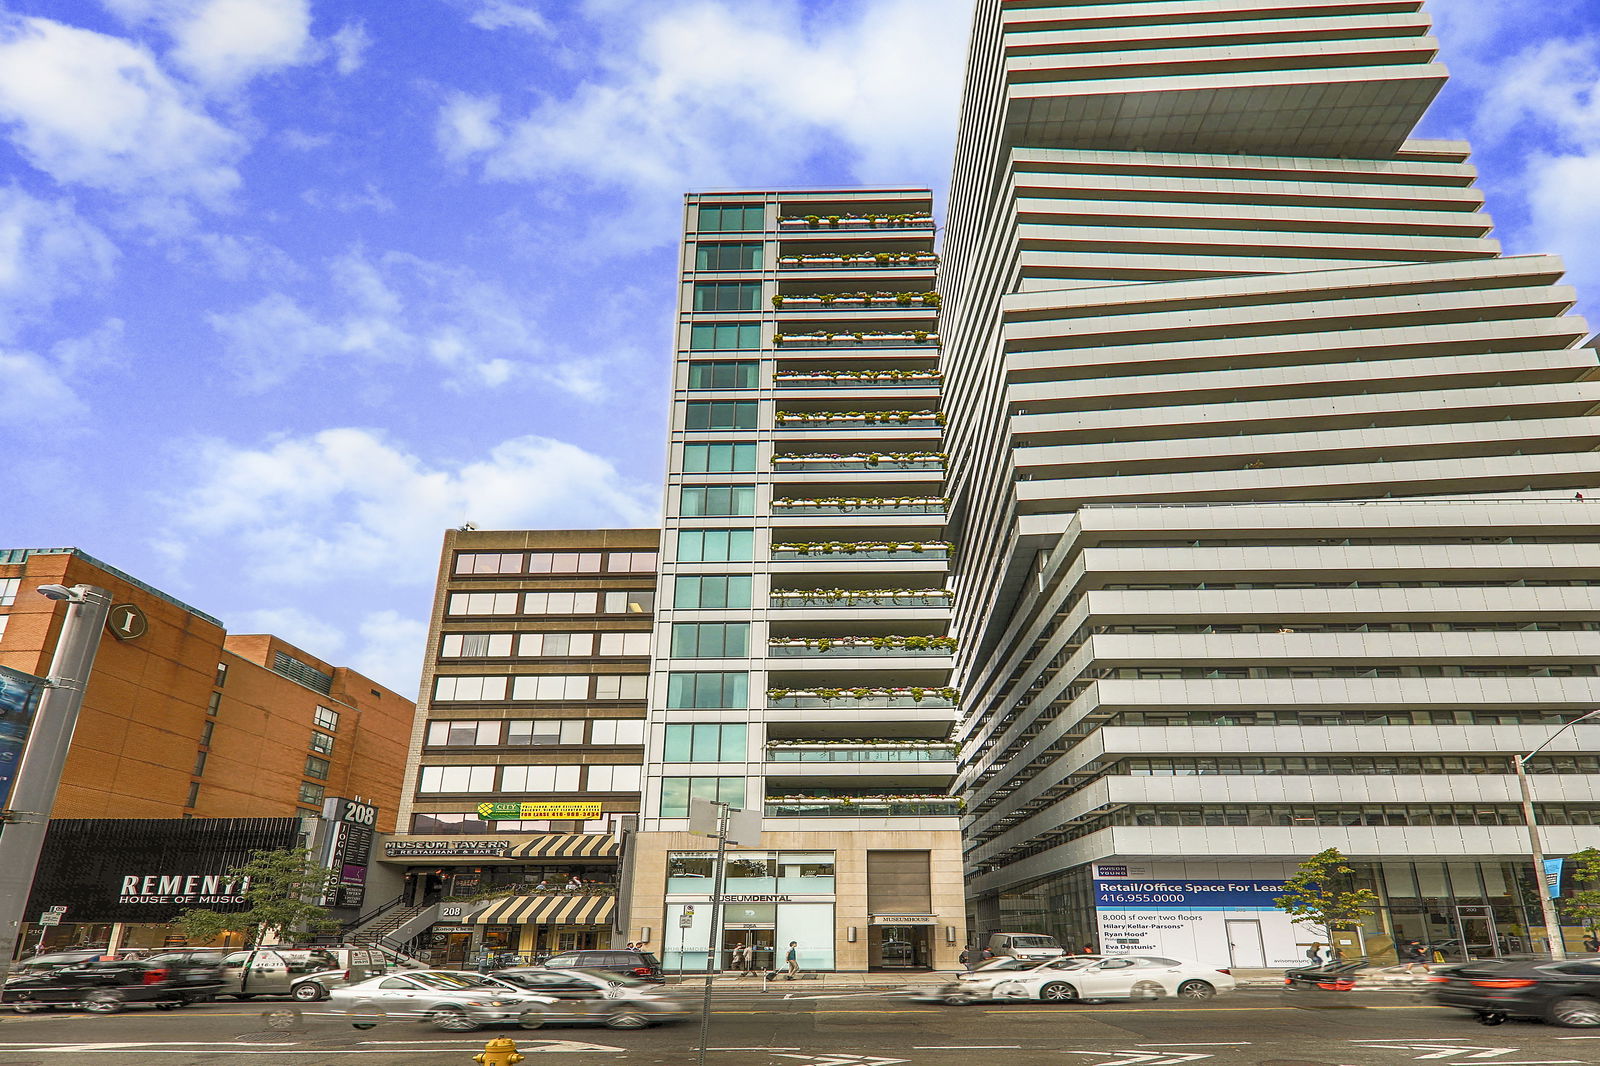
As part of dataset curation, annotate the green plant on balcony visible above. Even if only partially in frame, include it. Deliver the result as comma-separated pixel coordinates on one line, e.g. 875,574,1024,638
772,495,946,509
769,587,953,603
771,294,785,307
767,634,958,652
774,409,942,424
770,452,947,466
773,330,938,346
770,539,953,556
767,685,960,703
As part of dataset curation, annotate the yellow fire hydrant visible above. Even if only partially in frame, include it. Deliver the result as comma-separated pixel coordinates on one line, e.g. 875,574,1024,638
473,1037,524,1066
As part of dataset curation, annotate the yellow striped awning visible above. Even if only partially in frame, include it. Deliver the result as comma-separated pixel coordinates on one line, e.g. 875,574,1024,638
506,834,619,859
472,893,615,926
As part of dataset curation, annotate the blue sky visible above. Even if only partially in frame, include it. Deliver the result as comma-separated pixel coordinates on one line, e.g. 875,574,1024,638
2,0,1598,695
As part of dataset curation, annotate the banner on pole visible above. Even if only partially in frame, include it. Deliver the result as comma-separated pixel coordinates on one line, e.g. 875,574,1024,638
1544,857,1565,899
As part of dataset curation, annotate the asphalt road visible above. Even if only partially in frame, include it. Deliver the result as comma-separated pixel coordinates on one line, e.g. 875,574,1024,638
0,989,1595,1066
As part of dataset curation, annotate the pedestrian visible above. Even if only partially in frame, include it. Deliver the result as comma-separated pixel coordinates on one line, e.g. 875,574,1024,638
1584,932,1599,953
730,942,747,975
1306,942,1326,967
1577,492,1586,502
1400,939,1431,974
785,940,800,979
959,945,973,968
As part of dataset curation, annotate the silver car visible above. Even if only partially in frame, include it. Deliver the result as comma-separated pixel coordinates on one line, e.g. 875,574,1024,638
479,968,691,1030
325,970,550,1032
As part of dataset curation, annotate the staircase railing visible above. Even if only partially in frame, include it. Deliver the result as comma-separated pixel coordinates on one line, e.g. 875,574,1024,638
342,893,405,934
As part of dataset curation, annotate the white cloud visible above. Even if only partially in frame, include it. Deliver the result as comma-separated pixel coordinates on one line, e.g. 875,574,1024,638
352,610,430,698
208,247,596,393
0,185,118,338
443,0,552,35
100,0,314,89
225,604,428,695
0,347,86,431
158,428,658,588
437,0,968,242
328,21,370,75
231,605,347,652
301,182,395,213
0,16,242,205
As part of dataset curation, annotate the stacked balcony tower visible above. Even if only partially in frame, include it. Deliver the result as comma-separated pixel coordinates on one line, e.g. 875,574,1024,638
941,0,1600,964
627,190,967,973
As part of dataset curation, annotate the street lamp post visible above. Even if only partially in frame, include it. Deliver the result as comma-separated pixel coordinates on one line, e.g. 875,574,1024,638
1514,708,1600,963
0,584,112,983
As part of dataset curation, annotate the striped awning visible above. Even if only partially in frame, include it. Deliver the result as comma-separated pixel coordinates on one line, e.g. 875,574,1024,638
472,893,615,926
506,834,619,859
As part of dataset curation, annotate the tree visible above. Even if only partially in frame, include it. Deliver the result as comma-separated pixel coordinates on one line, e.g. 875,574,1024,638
1274,847,1380,956
1560,847,1600,942
176,848,339,947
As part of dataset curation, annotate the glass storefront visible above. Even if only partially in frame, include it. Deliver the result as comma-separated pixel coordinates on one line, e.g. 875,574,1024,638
664,850,836,972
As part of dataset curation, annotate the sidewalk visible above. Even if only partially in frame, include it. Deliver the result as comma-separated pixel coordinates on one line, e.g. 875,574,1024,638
661,966,1439,993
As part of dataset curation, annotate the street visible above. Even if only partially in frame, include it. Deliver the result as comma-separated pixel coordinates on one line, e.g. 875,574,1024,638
0,990,1595,1066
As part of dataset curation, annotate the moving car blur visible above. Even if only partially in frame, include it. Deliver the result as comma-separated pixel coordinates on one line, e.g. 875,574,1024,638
930,954,1235,1004
3,955,223,1013
1430,957,1600,1027
463,968,689,1028
325,970,548,1032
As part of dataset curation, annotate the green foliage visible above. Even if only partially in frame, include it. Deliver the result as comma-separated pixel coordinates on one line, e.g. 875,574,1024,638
1561,847,1600,936
176,848,339,948
1274,848,1379,946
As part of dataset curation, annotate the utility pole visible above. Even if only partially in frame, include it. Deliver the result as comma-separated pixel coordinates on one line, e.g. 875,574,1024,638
687,796,760,1066
1514,708,1600,963
0,584,112,982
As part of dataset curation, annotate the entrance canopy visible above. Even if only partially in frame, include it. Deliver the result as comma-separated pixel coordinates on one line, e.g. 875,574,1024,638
471,893,615,926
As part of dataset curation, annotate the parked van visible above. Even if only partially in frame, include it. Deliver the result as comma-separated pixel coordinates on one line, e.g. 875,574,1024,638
985,932,1067,961
157,947,387,1001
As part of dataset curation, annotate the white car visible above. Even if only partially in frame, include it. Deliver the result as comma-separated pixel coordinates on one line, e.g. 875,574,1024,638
324,970,552,1032
945,955,1235,1004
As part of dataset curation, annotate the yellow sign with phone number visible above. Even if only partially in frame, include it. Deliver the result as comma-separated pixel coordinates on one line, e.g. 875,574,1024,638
476,801,602,820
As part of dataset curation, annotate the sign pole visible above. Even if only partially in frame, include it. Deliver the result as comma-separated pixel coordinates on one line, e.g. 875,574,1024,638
696,802,730,1066
0,585,112,982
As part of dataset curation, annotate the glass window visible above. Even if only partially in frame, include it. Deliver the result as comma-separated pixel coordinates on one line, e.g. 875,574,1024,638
193,750,208,776
660,776,744,816
510,675,589,701
314,706,339,731
777,853,834,893
214,663,228,687
500,764,581,792
674,575,752,609
199,721,215,747
677,529,755,563
683,443,757,474
418,765,497,793
684,400,758,431
666,672,748,709
688,361,759,389
454,552,523,574
447,591,520,616
310,731,333,754
529,552,603,573
606,552,657,572
593,675,648,700
777,904,835,971
304,755,329,780
0,577,19,606
602,590,655,614
523,591,600,614
517,633,597,657
697,204,763,232
671,623,749,658
207,691,222,716
690,323,760,350
695,242,762,270
434,676,509,701
694,282,761,312
586,764,643,791
681,485,755,517
597,632,651,656
298,782,324,805
441,633,514,658
186,781,200,807
663,723,746,761
591,719,646,745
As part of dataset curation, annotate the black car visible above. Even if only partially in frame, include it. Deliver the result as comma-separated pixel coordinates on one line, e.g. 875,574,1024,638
1430,958,1600,1027
540,949,664,983
1282,958,1366,992
4,957,224,1013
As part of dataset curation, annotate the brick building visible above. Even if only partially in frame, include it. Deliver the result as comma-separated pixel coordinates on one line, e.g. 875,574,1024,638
0,547,412,828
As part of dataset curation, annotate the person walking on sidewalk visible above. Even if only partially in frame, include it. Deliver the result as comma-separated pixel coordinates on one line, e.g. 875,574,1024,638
1401,939,1431,974
785,941,800,979
730,942,748,976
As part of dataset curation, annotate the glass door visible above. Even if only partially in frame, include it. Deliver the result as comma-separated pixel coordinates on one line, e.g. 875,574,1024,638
1457,909,1499,960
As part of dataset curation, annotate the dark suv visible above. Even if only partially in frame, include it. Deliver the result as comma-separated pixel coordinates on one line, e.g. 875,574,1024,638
542,949,664,983
1431,958,1600,1027
4,957,224,1013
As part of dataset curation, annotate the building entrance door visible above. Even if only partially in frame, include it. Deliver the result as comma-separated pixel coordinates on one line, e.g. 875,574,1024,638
1457,909,1499,961
724,929,775,973
1225,920,1267,969
869,926,931,970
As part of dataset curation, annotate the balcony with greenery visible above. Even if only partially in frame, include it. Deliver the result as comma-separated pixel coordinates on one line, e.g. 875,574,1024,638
778,250,938,268
767,740,958,762
775,369,940,387
770,588,953,608
775,410,943,428
764,794,962,817
767,686,959,710
778,212,935,230
772,452,945,472
772,496,946,515
771,540,951,561
775,329,937,347
766,634,956,657
773,291,940,310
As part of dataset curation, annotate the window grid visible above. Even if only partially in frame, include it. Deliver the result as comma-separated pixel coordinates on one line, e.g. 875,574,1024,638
684,443,757,474
674,575,753,609
688,361,759,390
690,323,760,350
677,529,755,563
680,485,756,517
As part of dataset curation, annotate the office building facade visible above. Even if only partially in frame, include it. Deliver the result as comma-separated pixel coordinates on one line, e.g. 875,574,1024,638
940,0,1600,965
388,528,656,967
624,190,966,973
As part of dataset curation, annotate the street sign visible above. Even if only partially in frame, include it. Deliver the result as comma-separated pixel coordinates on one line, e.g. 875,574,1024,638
686,796,721,837
679,913,693,928
46,906,66,915
477,801,601,820
37,913,60,926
